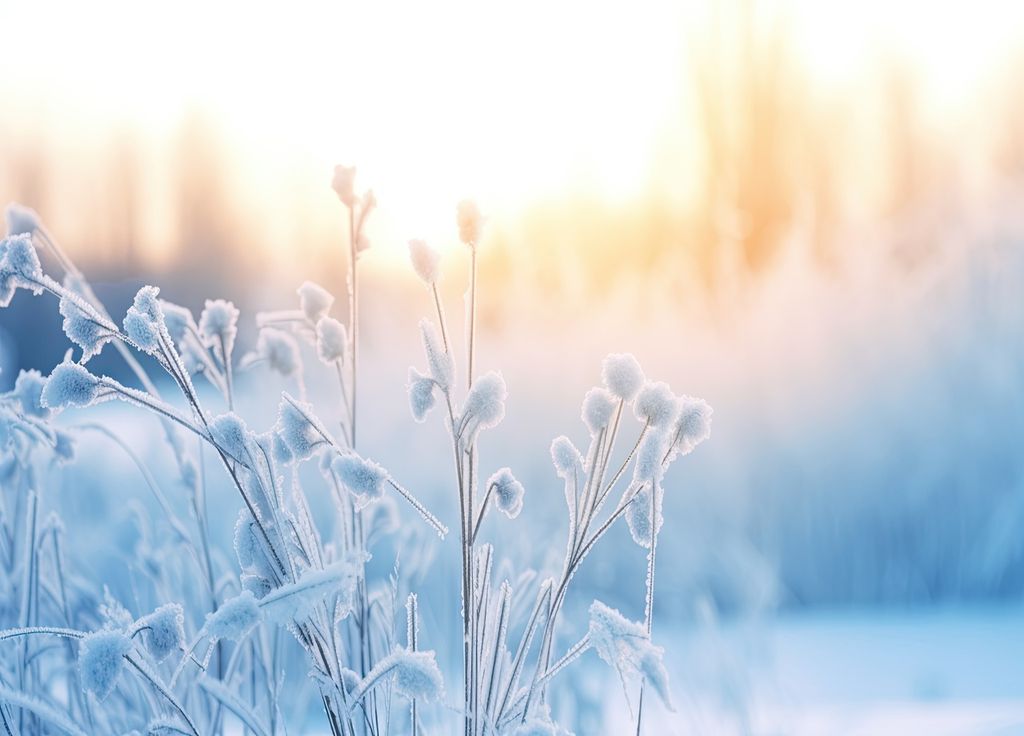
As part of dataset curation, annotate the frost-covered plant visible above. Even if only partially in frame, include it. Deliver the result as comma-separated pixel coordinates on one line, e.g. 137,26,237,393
0,168,712,735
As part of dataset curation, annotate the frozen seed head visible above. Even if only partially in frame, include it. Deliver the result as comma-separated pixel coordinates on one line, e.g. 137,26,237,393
634,381,679,429
332,165,357,207
79,629,131,700
1,233,42,285
550,435,582,478
625,485,661,548
137,604,184,663
315,317,347,364
276,397,323,462
123,285,165,354
42,361,100,409
298,281,334,323
633,430,668,485
456,199,482,245
488,467,524,519
408,367,437,423
601,353,644,402
408,239,441,284
419,319,452,391
199,299,239,359
332,453,389,504
581,386,616,435
5,203,41,236
12,369,48,418
672,396,713,457
388,648,444,702
209,412,251,462
159,301,194,345
257,328,301,377
59,293,114,362
205,590,262,641
462,371,506,433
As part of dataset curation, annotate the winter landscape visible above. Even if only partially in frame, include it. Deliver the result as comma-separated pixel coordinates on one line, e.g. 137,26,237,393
1,1,1023,734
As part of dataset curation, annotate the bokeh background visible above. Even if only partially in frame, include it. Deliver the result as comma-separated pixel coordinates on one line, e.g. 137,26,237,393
3,1,1024,732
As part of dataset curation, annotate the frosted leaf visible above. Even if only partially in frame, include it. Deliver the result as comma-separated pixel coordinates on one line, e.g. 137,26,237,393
456,199,482,245
159,300,195,345
1,233,43,285
271,431,293,465
671,395,713,458
601,353,644,402
257,328,301,377
315,317,347,364
205,590,262,641
408,239,441,284
123,286,164,354
41,361,100,409
5,203,41,236
297,281,334,323
388,648,444,701
259,559,360,625
587,600,673,710
332,453,388,505
488,467,524,519
407,367,436,422
136,604,184,663
209,412,252,462
581,387,616,435
419,319,452,391
550,436,582,478
275,396,324,462
11,369,48,418
331,165,357,207
79,629,131,700
461,371,506,435
59,292,114,362
634,381,679,429
198,299,239,359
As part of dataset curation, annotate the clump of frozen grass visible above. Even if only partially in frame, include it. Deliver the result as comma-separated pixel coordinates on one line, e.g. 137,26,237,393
79,629,132,700
587,601,673,710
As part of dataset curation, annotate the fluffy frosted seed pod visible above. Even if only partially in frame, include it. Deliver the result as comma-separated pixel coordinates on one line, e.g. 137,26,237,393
419,319,452,390
625,485,661,548
462,371,506,432
159,301,194,344
12,369,48,418
587,600,673,709
276,398,323,462
298,281,334,323
5,203,41,236
59,294,114,362
601,353,644,402
634,381,678,428
199,299,239,358
672,396,713,457
205,590,262,641
79,629,131,700
137,604,185,663
633,430,668,484
407,368,437,422
1,233,43,285
123,286,165,354
209,413,251,461
388,648,444,701
315,317,347,364
581,387,616,435
257,328,301,377
408,239,441,284
488,467,524,519
456,200,482,245
332,454,389,503
331,165,357,207
550,436,582,478
41,361,100,409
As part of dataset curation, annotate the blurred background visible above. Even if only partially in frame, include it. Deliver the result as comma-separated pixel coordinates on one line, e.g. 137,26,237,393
3,0,1024,732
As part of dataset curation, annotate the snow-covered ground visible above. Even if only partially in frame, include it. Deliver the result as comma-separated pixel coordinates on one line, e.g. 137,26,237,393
610,606,1024,735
